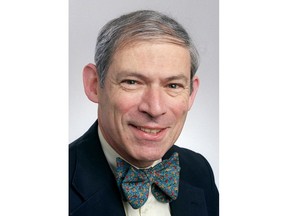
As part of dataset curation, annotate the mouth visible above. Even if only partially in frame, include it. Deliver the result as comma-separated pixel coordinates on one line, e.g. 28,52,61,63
136,126,162,135
129,124,168,142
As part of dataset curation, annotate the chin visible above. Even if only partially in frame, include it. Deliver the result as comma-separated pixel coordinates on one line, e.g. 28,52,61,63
133,149,166,162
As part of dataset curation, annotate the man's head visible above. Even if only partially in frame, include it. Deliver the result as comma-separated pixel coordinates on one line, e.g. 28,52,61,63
83,10,200,167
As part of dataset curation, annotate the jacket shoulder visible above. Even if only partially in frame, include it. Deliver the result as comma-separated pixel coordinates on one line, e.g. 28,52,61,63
168,145,219,216
169,145,216,188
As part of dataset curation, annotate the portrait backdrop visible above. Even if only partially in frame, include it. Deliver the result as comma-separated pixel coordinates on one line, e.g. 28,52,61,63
69,0,219,187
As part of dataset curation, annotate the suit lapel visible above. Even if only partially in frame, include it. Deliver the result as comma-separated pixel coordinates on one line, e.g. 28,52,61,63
169,180,208,216
70,122,125,216
164,147,209,216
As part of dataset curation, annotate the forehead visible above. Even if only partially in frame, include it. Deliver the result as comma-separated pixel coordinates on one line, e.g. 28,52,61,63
109,41,191,77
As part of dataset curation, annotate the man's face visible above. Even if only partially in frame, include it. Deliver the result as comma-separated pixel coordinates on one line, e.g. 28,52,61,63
97,42,199,167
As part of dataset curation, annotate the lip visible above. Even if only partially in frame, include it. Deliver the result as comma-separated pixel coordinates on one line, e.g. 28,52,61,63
129,124,168,141
136,126,162,135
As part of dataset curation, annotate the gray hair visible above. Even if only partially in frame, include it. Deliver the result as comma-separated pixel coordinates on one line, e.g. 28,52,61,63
94,10,199,89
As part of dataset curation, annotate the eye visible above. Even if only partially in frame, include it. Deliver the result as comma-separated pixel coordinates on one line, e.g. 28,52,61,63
168,83,180,89
120,79,141,90
166,83,186,96
123,80,137,85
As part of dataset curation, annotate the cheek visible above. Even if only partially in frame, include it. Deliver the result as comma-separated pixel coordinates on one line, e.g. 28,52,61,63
106,93,138,121
168,99,190,133
115,93,136,110
170,96,191,115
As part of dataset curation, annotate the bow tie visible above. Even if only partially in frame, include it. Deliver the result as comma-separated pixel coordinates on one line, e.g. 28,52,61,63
115,152,180,209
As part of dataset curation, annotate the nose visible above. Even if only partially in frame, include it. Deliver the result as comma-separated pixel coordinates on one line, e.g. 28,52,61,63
138,86,167,118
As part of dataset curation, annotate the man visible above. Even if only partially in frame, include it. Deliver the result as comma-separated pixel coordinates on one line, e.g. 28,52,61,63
69,10,219,216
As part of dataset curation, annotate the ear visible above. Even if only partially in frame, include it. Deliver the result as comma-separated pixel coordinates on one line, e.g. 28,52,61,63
188,75,200,110
83,63,100,103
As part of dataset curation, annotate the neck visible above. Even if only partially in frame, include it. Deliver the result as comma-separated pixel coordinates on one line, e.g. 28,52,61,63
121,156,161,169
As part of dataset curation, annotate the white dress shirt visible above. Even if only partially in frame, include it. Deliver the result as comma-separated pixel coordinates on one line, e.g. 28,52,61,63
98,127,171,216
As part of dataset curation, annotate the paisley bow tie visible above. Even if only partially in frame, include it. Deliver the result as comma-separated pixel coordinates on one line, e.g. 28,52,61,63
115,152,180,209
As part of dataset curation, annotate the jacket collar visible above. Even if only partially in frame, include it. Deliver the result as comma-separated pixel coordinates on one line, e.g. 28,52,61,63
165,148,209,216
70,122,125,215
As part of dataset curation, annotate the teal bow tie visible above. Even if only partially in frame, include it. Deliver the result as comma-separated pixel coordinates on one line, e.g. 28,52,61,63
115,152,180,209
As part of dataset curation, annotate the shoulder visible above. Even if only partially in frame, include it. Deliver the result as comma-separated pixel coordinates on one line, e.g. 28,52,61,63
173,145,209,166
166,145,217,189
69,121,100,162
69,121,98,150
168,145,219,215
69,121,100,178
167,145,212,170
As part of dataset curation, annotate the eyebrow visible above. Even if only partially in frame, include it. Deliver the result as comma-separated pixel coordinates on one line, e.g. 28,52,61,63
116,71,189,83
164,75,189,83
116,71,147,80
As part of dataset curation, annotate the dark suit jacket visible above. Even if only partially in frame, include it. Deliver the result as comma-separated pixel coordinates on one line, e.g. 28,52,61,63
69,121,219,216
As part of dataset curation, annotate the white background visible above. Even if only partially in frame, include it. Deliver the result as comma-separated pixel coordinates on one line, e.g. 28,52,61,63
1,0,288,215
69,0,219,187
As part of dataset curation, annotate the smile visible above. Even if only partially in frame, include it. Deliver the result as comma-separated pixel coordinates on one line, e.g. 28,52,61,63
136,126,162,135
